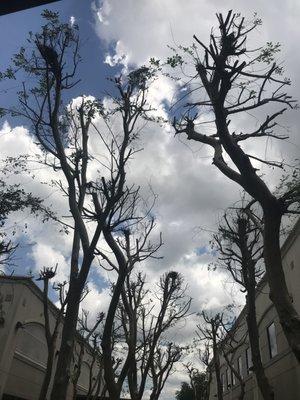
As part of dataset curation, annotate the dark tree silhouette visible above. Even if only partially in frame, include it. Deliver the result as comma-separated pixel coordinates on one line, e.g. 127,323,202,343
106,270,189,400
176,382,194,400
213,208,274,399
2,11,158,399
197,312,224,400
36,266,68,400
170,10,300,362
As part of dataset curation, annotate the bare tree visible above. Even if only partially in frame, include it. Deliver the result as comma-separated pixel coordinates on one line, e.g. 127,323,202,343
218,318,247,400
197,312,224,400
2,11,157,399
84,334,106,400
199,343,213,400
98,219,163,400
149,342,182,400
72,310,104,400
114,271,190,400
213,209,274,399
169,10,300,362
36,266,68,400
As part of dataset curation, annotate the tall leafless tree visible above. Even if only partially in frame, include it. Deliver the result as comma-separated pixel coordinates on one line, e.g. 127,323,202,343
213,209,274,399
149,342,182,400
218,316,247,400
2,11,158,399
170,10,300,362
197,312,224,400
199,343,213,400
98,221,163,400
113,271,190,400
36,266,68,400
72,310,104,400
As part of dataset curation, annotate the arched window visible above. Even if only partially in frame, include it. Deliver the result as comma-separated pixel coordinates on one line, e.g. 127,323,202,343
15,322,47,367
77,361,90,391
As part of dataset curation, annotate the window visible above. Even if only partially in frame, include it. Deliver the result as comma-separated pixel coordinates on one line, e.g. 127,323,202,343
221,373,225,392
15,323,47,366
232,369,236,386
226,368,231,389
267,322,278,358
246,348,253,374
237,356,243,379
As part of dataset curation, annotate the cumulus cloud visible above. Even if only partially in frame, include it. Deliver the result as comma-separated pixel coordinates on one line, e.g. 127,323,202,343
1,2,299,398
92,1,300,397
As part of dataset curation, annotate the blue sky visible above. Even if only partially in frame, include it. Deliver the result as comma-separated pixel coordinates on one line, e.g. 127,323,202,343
1,1,300,397
0,0,118,124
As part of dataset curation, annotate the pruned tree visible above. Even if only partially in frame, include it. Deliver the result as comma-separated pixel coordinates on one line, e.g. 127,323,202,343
149,342,182,400
72,310,104,400
85,334,106,400
98,221,163,400
113,271,190,400
1,10,158,399
213,208,274,399
36,265,68,400
169,10,300,361
199,343,213,400
218,318,247,400
197,312,224,400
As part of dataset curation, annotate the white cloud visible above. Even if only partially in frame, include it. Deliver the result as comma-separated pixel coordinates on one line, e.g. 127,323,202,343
91,1,300,397
31,243,70,283
2,2,299,397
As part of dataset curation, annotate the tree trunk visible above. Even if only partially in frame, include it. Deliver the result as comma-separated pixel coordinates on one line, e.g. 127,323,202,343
223,351,244,400
72,341,85,400
39,344,54,400
246,287,274,400
263,207,300,363
206,369,212,400
238,217,274,400
212,88,300,364
212,332,223,400
50,287,80,400
101,273,126,400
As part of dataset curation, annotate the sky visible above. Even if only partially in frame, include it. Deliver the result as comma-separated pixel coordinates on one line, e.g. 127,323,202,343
1,1,300,399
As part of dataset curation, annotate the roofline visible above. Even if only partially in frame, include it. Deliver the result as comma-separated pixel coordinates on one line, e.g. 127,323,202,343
0,274,61,316
281,217,300,257
0,275,97,355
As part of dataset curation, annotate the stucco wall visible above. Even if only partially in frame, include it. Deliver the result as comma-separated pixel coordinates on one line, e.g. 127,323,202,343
209,220,300,400
0,277,103,400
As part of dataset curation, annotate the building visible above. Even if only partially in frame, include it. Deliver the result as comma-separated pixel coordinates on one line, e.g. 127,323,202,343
209,219,300,400
0,275,103,400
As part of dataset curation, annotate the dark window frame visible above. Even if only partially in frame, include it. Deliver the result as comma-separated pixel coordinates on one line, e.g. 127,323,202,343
237,355,243,379
221,373,225,392
231,368,236,386
246,347,252,374
267,321,278,359
226,368,231,390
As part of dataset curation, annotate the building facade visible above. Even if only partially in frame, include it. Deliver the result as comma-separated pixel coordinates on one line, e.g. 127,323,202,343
0,276,103,400
209,219,300,400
